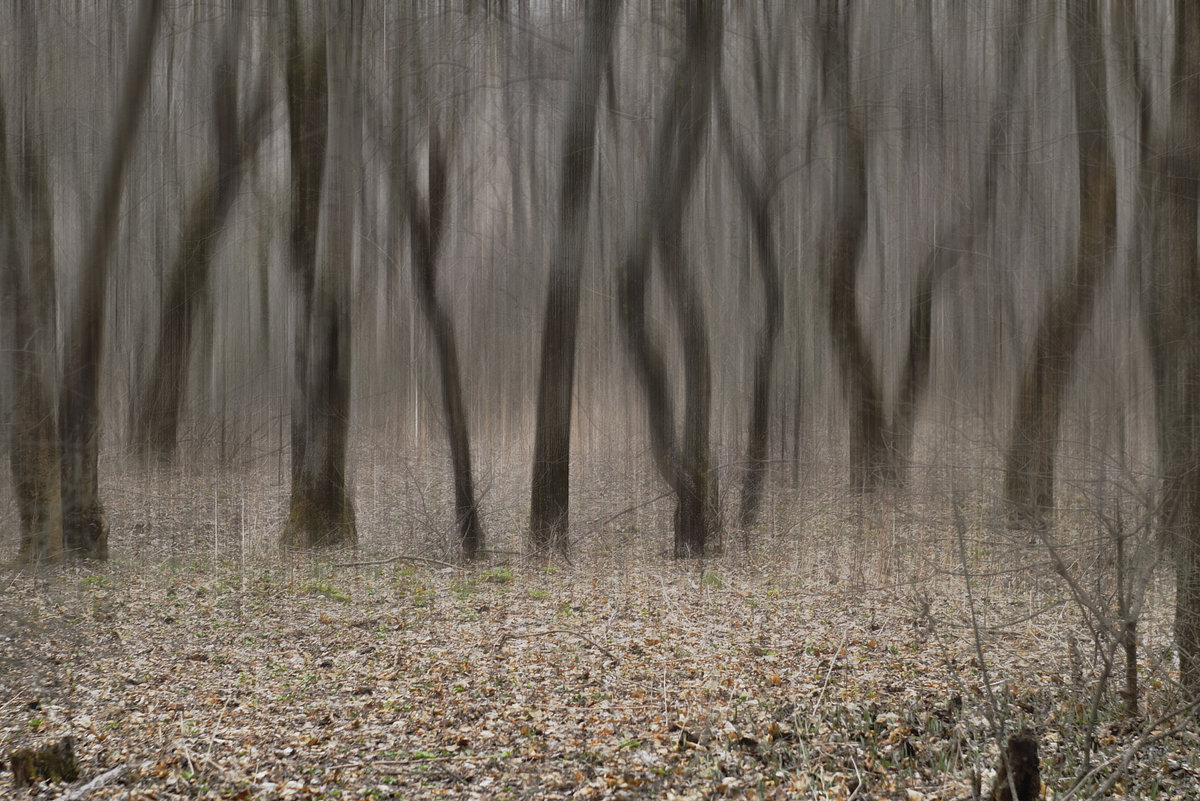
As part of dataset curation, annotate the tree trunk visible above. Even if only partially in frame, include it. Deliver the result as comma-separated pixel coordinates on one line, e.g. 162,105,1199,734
617,1,722,557
59,0,162,560
280,3,356,549
0,90,62,563
529,0,620,557
1003,0,1115,530
816,0,885,493
133,15,268,459
1150,0,1200,698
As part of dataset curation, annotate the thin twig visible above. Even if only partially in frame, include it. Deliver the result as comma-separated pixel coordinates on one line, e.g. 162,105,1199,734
497,628,620,663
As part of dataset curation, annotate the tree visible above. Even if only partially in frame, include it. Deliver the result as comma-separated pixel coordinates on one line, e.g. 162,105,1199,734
1003,0,1116,530
280,2,357,549
391,15,484,561
0,8,61,562
1148,0,1200,698
132,11,271,460
815,0,880,493
717,3,787,530
618,1,723,557
528,0,621,557
59,0,163,559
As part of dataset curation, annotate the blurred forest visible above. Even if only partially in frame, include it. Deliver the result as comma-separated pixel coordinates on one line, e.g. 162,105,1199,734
3,0,1200,708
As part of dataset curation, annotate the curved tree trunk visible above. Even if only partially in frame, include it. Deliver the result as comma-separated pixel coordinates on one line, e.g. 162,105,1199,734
528,0,621,557
59,0,162,560
133,13,270,460
617,1,723,558
815,0,882,493
1003,0,1115,530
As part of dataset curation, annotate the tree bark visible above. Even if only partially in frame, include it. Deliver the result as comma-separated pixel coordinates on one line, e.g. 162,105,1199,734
281,2,356,549
617,1,723,557
528,0,620,557
59,0,163,560
816,0,884,493
1149,0,1200,698
133,14,269,460
1003,0,1115,530
0,83,62,563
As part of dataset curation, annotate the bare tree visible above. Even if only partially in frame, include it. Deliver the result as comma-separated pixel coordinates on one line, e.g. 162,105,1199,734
1003,1,1116,530
132,11,271,460
59,0,163,560
391,13,484,561
815,0,881,493
718,3,788,530
1148,0,1200,698
618,1,724,557
528,0,621,557
280,2,357,549
0,7,61,562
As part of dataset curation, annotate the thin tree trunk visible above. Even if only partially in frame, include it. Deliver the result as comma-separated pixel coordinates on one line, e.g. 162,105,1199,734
618,1,723,557
528,0,620,557
816,0,883,493
0,85,62,563
1150,0,1200,698
404,128,483,561
133,14,270,459
59,0,162,560
281,3,356,549
716,17,784,530
1003,0,1115,530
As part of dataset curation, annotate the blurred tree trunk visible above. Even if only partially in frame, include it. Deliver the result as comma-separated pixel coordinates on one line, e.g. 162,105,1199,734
1003,0,1115,530
718,7,784,531
816,0,884,493
133,14,269,460
59,0,162,560
618,1,723,557
0,82,62,563
281,3,357,549
891,0,1028,483
392,25,484,561
528,0,620,557
1150,0,1200,698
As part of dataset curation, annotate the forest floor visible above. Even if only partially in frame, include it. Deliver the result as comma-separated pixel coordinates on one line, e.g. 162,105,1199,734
1,451,1199,800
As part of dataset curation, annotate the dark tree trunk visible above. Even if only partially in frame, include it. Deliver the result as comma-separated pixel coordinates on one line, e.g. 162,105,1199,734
405,129,483,561
0,88,62,563
529,0,620,557
1003,0,1115,530
715,17,784,530
1150,0,1200,698
59,0,162,560
133,15,269,459
280,3,356,549
816,0,884,493
617,0,723,558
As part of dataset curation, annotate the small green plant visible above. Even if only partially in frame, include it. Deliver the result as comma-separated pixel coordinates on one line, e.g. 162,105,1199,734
526,589,549,600
306,581,351,602
80,575,110,589
483,567,513,585
702,570,723,589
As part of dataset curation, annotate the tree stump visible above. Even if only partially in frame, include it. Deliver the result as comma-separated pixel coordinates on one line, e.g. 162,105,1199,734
990,730,1040,801
8,736,78,787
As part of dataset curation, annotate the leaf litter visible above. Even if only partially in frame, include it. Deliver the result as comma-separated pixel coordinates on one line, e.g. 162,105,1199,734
1,463,1198,800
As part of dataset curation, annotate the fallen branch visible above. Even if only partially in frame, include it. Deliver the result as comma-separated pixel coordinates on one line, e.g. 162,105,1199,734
497,628,620,664
334,555,459,570
62,765,127,801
